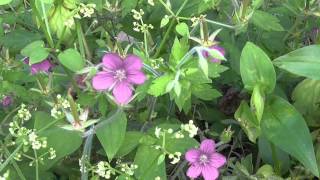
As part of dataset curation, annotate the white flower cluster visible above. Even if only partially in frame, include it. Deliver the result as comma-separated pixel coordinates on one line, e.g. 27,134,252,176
17,104,31,121
79,3,96,18
28,131,47,150
95,161,115,179
131,9,154,33
168,152,182,164
48,147,56,159
155,177,161,180
9,122,30,137
155,127,174,138
119,163,138,176
181,120,198,138
150,58,164,69
51,94,70,119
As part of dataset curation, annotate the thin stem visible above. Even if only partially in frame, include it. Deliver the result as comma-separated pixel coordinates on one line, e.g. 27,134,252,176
158,0,175,16
40,0,53,46
144,32,149,58
0,143,23,172
38,117,63,133
153,18,176,58
204,19,235,29
34,150,39,180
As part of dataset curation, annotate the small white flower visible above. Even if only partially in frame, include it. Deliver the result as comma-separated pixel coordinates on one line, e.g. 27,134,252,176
148,0,155,6
155,127,162,138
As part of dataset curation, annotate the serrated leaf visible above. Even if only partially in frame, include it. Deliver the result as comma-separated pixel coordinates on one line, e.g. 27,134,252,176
148,74,173,97
251,10,284,31
261,96,319,177
192,84,221,100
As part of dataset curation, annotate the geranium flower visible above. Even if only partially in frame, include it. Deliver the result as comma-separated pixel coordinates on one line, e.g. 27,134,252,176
202,45,225,63
185,139,226,180
2,95,12,107
92,53,146,105
24,58,53,75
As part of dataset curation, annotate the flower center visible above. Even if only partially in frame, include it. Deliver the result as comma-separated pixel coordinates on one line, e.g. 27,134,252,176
199,154,209,164
114,69,127,81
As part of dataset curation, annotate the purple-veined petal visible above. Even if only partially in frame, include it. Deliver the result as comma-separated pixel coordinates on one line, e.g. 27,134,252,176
200,139,215,154
126,70,146,85
202,166,219,180
186,165,202,179
102,53,123,70
92,72,115,91
112,82,133,105
30,60,53,74
210,153,226,168
185,149,200,163
124,54,143,71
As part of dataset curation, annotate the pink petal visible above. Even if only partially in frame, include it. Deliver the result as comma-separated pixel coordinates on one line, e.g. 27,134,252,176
124,54,143,71
210,153,226,168
30,60,52,74
200,139,215,154
186,165,202,179
92,72,115,91
202,166,219,180
102,53,123,70
126,70,146,85
112,82,132,105
185,149,200,163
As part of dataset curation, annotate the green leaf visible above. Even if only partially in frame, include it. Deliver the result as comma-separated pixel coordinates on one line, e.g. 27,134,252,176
21,41,49,64
250,85,265,122
240,42,276,93
252,0,264,9
121,0,138,17
49,4,74,41
170,37,189,66
58,49,85,72
39,127,82,170
0,30,42,53
148,74,173,97
34,111,55,130
0,0,12,5
134,145,166,180
192,84,221,100
235,101,260,143
261,96,319,176
176,22,189,36
160,16,170,28
273,45,320,80
115,131,144,157
96,110,127,160
251,10,284,31
198,56,209,77
292,79,320,126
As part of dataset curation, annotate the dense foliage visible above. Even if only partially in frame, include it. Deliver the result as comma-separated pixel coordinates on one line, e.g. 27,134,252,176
1,0,320,179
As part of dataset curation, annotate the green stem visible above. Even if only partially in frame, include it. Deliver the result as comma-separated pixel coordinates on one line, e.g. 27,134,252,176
40,0,53,46
270,143,281,175
34,150,39,180
2,143,26,180
153,19,176,58
204,19,235,29
0,144,23,172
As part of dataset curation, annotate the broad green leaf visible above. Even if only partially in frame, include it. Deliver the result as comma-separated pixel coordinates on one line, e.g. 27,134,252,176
240,42,276,93
58,49,85,72
235,101,260,143
0,30,42,53
250,85,265,122
170,37,189,66
192,84,221,100
273,45,320,80
0,0,12,5
251,10,284,31
21,41,49,64
115,131,144,157
39,127,82,170
121,0,138,17
49,4,74,41
261,96,319,176
148,74,173,96
96,110,127,160
292,79,320,126
34,111,55,130
176,22,189,36
134,145,166,180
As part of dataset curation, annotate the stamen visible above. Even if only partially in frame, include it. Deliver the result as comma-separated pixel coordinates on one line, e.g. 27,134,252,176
114,69,127,81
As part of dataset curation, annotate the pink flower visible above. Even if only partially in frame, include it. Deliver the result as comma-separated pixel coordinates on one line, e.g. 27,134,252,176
185,139,226,180
2,95,12,107
92,53,146,105
24,58,53,75
202,45,225,63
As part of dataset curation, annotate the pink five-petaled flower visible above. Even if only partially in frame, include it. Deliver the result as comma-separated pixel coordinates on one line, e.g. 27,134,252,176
202,45,225,63
23,58,53,75
92,53,146,105
185,139,226,180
